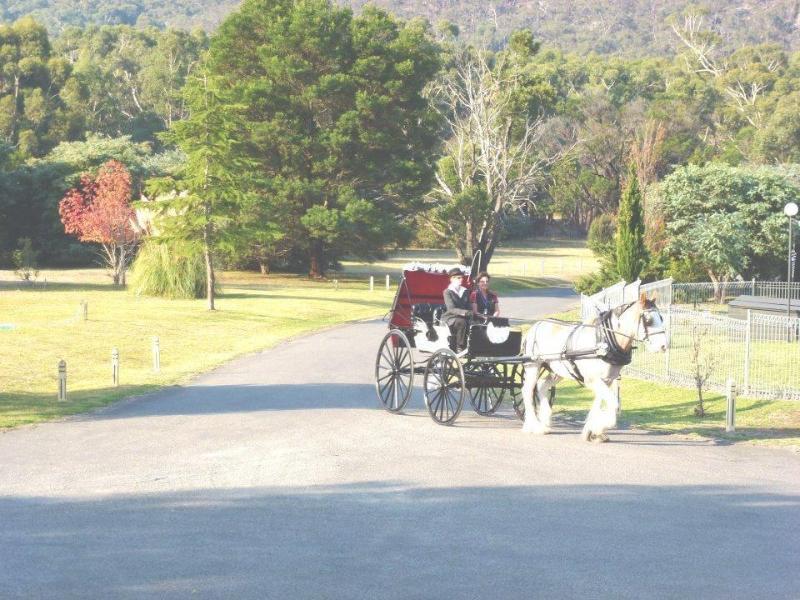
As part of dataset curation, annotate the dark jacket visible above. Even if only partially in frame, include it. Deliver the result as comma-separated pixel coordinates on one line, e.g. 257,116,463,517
442,287,471,323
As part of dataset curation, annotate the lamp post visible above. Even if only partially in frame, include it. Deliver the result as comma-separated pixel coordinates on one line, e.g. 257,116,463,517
785,202,798,330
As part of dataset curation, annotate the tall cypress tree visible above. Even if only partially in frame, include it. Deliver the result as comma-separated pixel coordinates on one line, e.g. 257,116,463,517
615,164,649,282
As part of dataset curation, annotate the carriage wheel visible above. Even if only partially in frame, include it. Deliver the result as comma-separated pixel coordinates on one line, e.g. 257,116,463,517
423,349,465,425
467,362,506,416
375,329,414,413
512,366,555,421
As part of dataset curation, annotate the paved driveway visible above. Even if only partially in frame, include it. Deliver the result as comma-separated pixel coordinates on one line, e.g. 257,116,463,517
1,287,798,599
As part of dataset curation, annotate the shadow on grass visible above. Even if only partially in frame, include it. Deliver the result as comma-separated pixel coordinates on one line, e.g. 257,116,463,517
0,384,161,428
1,482,798,598
0,281,118,292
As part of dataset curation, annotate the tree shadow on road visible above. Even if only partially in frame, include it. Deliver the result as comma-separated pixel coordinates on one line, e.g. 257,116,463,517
1,482,798,598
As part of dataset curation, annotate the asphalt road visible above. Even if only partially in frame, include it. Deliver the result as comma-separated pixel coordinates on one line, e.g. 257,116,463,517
1,287,798,599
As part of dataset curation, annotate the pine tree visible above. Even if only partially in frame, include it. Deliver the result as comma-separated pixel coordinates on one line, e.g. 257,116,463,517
148,70,259,310
615,164,649,282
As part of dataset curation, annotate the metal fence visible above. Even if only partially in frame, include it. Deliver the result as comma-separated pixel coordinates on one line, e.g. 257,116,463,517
672,281,800,307
579,279,800,401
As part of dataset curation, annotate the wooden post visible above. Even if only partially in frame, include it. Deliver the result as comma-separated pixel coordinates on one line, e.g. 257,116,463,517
369,276,374,291
80,300,88,321
522,262,527,277
615,377,622,415
152,336,161,373
334,279,339,290
726,379,736,433
58,360,67,401
111,348,119,386
385,274,390,290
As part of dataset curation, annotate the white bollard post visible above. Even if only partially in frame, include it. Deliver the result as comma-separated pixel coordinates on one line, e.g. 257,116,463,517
522,263,527,277
334,279,339,290
726,379,736,433
80,300,88,321
58,360,67,401
152,336,161,373
385,274,390,290
540,258,545,275
615,377,622,415
112,348,119,386
369,276,374,291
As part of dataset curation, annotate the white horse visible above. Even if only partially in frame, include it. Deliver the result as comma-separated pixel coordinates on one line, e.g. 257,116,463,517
521,292,668,442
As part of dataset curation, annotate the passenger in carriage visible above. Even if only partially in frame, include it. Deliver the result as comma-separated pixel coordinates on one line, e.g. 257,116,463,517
442,267,478,353
470,271,500,318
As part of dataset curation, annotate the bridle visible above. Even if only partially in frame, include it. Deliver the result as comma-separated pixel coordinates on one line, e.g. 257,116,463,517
601,301,665,347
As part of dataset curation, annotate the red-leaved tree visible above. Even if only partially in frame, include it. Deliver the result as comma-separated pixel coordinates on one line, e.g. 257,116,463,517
59,160,141,285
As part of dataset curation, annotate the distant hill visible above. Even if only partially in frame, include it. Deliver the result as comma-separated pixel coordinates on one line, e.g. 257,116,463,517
2,0,799,55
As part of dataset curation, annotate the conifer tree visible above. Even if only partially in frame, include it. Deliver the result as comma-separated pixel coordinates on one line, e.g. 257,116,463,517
615,164,649,282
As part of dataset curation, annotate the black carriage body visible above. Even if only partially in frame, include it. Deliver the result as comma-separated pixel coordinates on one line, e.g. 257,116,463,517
467,323,523,358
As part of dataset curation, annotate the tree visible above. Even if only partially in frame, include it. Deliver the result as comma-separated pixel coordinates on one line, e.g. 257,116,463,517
426,45,552,269
615,165,648,282
59,159,140,284
659,163,800,296
208,0,441,277
148,69,257,310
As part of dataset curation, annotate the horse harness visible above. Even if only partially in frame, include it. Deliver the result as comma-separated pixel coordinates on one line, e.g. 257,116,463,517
535,304,638,385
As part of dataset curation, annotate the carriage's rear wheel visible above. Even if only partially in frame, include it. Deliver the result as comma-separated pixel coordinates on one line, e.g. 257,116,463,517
423,349,465,425
467,362,507,416
375,329,414,413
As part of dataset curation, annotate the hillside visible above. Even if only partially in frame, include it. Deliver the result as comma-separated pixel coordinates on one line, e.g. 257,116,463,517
1,0,800,55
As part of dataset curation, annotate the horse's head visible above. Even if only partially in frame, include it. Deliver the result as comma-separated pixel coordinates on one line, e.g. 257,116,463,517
637,292,668,353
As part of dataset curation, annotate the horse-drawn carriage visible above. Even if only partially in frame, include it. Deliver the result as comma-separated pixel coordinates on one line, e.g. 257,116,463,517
374,257,670,439
374,258,534,425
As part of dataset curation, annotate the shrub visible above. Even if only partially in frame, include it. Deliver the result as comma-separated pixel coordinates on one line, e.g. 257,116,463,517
587,213,616,260
129,240,209,299
13,238,39,282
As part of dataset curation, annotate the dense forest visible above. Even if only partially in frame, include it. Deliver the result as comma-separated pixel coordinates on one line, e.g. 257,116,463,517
3,0,800,56
1,0,799,295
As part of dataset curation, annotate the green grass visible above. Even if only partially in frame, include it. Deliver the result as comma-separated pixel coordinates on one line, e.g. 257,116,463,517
0,270,396,429
553,378,800,448
340,238,597,284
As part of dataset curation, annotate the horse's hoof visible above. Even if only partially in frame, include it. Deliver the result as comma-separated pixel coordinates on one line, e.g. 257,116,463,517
591,433,609,443
522,422,545,434
541,426,552,435
581,424,592,441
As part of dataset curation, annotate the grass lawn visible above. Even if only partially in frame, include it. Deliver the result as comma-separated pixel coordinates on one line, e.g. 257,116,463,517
0,271,395,429
0,240,595,429
340,238,597,284
554,378,800,448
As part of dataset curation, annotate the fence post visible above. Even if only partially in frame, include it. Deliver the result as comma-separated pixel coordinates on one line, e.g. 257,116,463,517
743,309,752,395
522,262,527,277
111,348,119,386
726,378,736,433
334,279,339,290
369,276,374,291
58,360,67,401
385,274,390,290
152,336,161,373
751,278,756,295
80,300,88,321
664,304,671,376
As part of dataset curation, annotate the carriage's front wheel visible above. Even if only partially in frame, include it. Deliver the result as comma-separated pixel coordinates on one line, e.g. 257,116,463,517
375,329,414,413
423,349,465,425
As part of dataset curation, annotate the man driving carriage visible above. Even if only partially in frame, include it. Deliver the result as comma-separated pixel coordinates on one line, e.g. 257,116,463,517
442,267,485,353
